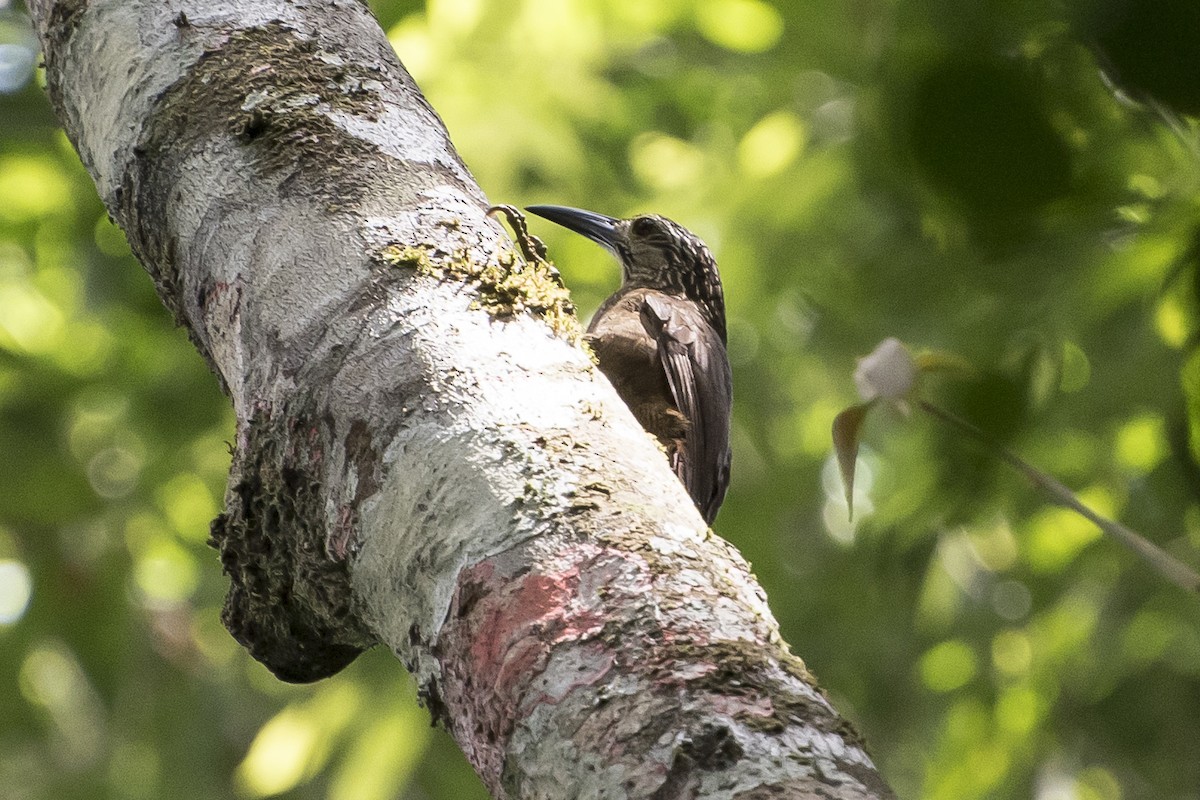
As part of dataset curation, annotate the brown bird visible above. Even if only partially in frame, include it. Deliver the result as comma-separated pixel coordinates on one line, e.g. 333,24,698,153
527,205,732,524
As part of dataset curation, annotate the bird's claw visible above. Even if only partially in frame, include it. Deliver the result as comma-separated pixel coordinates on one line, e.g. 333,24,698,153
488,204,562,283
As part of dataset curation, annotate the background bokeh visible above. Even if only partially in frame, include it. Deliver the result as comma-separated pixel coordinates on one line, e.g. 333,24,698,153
2,0,1199,798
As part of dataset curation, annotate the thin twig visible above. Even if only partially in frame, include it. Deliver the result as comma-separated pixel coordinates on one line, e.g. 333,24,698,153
919,400,1200,593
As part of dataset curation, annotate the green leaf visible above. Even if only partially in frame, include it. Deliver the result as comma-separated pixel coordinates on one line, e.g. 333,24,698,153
914,349,975,377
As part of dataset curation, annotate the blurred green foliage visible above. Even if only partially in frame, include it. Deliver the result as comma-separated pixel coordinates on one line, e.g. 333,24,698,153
2,0,1199,798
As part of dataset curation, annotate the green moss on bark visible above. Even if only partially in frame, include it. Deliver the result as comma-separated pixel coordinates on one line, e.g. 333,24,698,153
380,241,581,341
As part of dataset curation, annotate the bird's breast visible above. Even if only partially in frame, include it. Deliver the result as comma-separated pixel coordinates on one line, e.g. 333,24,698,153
587,299,687,444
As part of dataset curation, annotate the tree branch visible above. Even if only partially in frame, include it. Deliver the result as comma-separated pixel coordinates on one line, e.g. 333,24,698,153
29,0,895,796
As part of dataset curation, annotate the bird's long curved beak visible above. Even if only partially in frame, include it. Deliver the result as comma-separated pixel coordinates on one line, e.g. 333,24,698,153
526,205,620,252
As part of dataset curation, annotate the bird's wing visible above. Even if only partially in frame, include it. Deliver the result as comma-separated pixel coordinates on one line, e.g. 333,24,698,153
639,294,732,524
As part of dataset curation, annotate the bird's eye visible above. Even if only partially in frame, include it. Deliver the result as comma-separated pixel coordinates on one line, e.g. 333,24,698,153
630,217,658,237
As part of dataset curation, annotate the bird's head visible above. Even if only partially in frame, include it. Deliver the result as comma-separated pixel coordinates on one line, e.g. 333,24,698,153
527,204,725,333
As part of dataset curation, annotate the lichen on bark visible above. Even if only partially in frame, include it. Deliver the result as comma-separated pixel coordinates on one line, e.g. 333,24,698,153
117,19,468,336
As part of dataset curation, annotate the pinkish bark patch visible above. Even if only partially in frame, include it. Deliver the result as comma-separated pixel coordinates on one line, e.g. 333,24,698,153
437,541,624,788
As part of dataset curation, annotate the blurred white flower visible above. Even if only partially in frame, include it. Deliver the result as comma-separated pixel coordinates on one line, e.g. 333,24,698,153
854,337,917,403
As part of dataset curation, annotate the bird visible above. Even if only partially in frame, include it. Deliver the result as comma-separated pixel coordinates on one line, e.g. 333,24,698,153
526,204,732,524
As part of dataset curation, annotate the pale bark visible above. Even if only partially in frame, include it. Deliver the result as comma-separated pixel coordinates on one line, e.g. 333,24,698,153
30,1,896,797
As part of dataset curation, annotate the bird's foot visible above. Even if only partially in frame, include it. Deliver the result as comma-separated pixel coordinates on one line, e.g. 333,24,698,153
488,204,562,284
